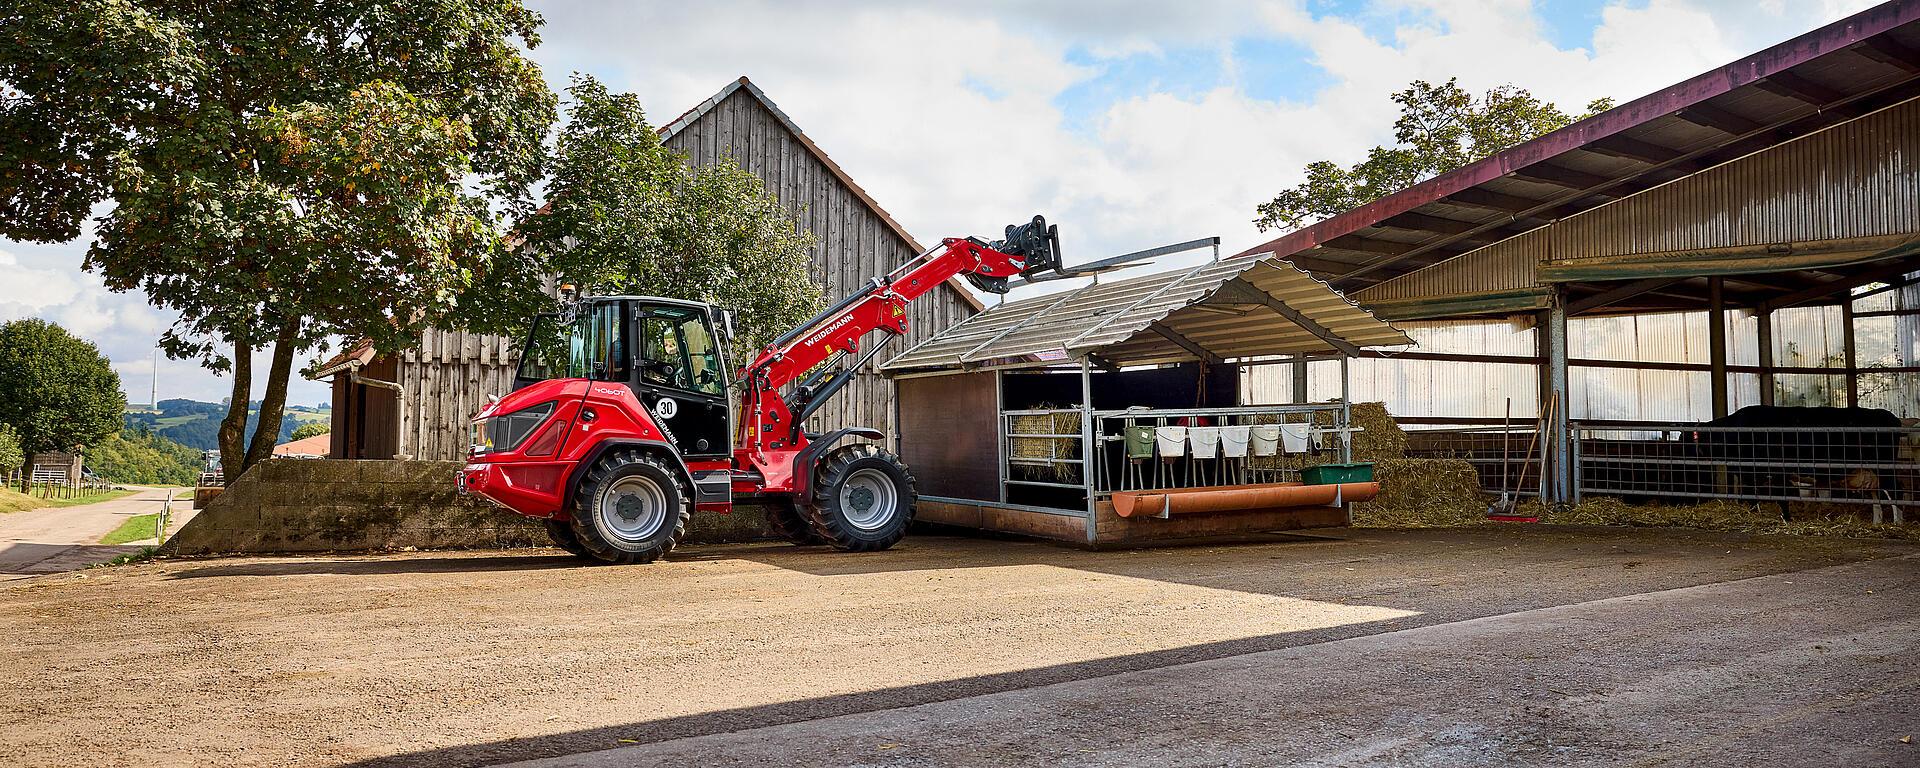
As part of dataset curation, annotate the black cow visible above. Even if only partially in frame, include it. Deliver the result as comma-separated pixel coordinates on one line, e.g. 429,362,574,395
1686,405,1903,506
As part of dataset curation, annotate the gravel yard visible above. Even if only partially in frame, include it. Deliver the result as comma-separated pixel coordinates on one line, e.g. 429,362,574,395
1,526,1913,767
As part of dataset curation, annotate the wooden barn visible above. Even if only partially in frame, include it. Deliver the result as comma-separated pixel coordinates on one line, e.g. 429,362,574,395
314,77,980,460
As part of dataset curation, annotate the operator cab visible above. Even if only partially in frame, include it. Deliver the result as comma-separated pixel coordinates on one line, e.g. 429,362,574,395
515,296,737,459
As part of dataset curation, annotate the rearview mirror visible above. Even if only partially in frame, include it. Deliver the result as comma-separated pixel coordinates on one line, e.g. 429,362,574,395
716,308,737,341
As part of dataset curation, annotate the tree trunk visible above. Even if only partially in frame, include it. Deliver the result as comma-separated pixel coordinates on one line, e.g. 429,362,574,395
218,336,255,485
242,321,300,474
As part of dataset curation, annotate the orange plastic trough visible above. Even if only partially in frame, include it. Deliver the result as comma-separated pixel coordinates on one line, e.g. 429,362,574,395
1110,481,1381,518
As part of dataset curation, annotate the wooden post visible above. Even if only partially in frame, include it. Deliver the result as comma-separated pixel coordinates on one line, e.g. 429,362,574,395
1757,307,1775,406
1708,276,1728,420
1842,299,1859,408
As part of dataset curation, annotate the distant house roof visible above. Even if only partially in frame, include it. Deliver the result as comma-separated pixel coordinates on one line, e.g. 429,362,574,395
883,256,1409,373
660,77,985,312
1236,0,1920,296
273,434,331,458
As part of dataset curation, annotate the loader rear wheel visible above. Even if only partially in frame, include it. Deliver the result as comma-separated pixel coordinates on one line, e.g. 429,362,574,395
766,502,825,545
805,444,916,552
568,450,689,565
544,520,594,559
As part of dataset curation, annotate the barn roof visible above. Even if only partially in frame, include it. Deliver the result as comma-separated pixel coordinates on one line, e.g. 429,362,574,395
881,256,1410,373
661,77,984,312
1237,0,1920,298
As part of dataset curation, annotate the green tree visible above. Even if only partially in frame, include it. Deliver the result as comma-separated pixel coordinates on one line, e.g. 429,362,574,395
1,2,556,482
512,74,821,359
290,422,330,441
1255,78,1615,232
0,320,126,485
0,425,24,478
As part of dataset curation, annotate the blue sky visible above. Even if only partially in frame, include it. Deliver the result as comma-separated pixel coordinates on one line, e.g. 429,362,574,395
0,0,1879,408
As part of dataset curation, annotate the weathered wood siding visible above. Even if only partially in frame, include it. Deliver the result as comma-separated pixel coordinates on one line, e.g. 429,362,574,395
661,86,975,443
394,330,518,460
381,82,975,460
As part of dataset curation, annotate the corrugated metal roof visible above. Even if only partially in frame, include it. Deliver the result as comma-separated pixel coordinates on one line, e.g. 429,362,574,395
882,256,1411,372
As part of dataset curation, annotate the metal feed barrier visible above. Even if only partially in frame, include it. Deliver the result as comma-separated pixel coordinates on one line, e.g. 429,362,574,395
1000,403,1357,501
1405,425,1545,499
1572,422,1920,522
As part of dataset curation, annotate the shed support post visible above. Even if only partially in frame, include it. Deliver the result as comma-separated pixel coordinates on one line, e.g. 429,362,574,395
1843,299,1859,408
1709,277,1729,419
1339,357,1352,465
1080,358,1097,546
1757,307,1776,406
1292,354,1309,404
1540,290,1572,504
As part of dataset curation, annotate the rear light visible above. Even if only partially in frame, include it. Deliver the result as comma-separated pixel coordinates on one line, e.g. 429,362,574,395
471,401,556,455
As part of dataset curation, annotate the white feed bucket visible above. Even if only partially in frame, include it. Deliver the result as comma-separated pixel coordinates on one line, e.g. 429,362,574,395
1155,426,1189,457
1249,424,1281,457
1220,425,1251,458
1188,426,1220,459
1280,423,1311,454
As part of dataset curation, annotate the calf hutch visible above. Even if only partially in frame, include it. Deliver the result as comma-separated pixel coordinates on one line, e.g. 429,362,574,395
883,242,1411,547
315,76,979,460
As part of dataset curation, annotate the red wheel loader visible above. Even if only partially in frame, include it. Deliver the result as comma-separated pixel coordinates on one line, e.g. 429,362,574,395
459,216,1071,563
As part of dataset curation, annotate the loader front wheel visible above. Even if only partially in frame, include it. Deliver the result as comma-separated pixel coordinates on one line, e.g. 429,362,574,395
568,450,689,564
806,444,916,552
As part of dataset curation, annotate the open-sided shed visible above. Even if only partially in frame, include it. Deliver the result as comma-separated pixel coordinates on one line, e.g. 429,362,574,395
883,243,1410,547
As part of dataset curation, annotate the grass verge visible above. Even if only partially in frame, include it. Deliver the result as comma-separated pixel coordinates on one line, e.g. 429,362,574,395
0,488,136,513
98,513,162,546
93,546,160,568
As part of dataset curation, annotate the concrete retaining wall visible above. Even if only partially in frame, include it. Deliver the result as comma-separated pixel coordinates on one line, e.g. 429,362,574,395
165,459,775,556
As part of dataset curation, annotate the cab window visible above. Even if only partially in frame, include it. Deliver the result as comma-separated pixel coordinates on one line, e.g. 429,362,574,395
639,307,724,396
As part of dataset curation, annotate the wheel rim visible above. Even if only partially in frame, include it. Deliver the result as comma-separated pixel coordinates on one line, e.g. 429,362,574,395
839,468,899,531
598,475,668,544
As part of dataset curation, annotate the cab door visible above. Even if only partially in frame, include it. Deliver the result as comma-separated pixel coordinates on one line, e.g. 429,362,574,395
629,304,731,459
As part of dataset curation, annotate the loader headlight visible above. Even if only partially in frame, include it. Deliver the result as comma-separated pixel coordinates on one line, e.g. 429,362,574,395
472,401,556,455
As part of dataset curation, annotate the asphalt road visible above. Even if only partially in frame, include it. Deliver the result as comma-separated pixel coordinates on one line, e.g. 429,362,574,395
0,488,180,580
514,553,1920,768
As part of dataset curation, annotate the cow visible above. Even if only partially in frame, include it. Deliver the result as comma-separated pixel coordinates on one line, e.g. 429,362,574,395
1685,405,1904,515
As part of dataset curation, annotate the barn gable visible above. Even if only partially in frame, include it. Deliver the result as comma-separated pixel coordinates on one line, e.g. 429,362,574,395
657,77,982,442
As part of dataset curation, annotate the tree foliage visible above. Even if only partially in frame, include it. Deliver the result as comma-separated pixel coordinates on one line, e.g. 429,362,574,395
291,422,330,441
510,74,821,359
0,319,126,473
85,425,202,486
1255,79,1615,233
1,0,557,481
0,425,24,475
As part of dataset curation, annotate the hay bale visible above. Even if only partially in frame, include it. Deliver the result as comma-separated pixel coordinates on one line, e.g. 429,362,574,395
1351,458,1489,528
1009,404,1080,482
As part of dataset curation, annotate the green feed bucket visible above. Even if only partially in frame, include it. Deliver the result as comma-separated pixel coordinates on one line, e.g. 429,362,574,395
1302,462,1375,485
1123,425,1155,460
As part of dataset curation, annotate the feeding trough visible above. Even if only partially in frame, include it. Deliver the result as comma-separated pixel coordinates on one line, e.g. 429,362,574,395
883,237,1413,548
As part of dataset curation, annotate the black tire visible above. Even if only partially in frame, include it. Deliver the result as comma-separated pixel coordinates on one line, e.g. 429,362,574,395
804,444,916,552
567,450,690,564
544,520,594,559
766,502,825,545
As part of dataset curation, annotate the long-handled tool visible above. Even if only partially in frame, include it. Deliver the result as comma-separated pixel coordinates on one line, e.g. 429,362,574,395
1488,397,1517,518
1491,393,1553,522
